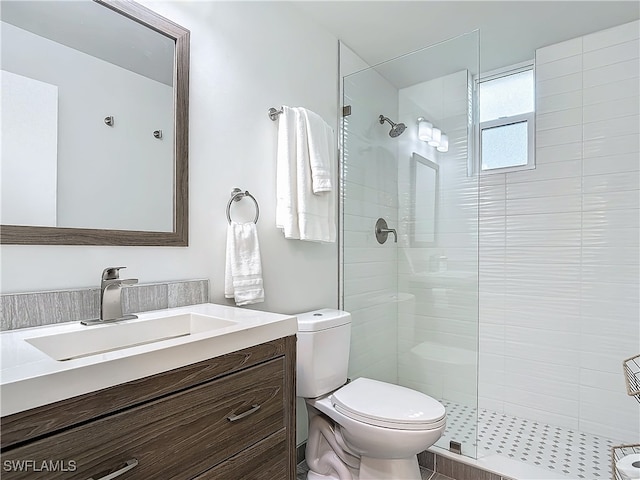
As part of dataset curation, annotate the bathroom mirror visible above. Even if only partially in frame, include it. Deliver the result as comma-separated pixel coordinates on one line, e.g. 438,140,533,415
0,0,189,246
410,152,439,247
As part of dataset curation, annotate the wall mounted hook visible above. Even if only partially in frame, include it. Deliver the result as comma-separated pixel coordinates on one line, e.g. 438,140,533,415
104,116,114,126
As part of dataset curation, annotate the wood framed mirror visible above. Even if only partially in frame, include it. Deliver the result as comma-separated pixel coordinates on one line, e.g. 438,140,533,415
0,0,189,246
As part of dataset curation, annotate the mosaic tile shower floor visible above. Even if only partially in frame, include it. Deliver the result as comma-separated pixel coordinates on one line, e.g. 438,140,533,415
441,400,619,479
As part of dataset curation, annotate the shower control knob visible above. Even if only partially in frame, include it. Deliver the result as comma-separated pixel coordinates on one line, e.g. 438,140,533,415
375,218,397,244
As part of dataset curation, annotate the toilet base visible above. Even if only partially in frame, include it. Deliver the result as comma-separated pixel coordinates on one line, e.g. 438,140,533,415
358,455,421,480
307,471,340,480
307,457,422,480
305,455,421,480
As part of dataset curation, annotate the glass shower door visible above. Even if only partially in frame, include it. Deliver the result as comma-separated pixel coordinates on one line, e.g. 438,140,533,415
341,61,401,386
340,31,480,459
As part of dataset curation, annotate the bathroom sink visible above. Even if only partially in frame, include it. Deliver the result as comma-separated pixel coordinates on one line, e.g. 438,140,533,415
25,313,237,361
2,303,297,417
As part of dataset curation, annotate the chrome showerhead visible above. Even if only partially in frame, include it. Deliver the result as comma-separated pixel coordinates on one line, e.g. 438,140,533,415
379,114,406,138
389,122,406,137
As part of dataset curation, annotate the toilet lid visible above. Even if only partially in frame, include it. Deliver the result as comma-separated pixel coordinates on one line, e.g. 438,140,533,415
331,378,446,431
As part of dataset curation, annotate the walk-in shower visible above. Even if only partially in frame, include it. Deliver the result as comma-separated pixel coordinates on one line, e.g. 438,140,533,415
340,19,640,480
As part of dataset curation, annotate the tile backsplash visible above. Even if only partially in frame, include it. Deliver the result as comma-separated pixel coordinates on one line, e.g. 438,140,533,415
0,279,209,331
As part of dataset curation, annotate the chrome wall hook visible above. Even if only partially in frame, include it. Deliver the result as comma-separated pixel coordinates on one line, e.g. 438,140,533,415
104,115,114,126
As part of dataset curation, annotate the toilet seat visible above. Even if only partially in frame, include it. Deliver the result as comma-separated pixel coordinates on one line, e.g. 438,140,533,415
331,378,446,431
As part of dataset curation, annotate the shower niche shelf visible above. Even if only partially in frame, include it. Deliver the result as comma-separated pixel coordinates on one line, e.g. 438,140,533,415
623,353,640,403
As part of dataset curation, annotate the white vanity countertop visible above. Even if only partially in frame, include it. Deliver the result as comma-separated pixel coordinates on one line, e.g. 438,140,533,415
0,303,297,417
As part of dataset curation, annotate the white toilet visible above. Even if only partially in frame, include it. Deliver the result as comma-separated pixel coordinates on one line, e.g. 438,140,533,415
297,309,446,480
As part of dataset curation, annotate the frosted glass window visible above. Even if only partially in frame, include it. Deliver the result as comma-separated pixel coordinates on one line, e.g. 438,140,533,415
476,64,535,174
479,70,534,122
481,121,528,171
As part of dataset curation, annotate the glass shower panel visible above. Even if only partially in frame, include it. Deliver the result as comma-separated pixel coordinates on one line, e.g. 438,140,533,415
341,62,401,386
341,31,480,459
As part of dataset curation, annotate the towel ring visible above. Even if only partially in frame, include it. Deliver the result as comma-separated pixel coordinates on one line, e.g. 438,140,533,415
227,188,259,224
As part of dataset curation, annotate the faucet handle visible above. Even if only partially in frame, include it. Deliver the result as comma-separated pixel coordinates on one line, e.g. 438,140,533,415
102,267,127,281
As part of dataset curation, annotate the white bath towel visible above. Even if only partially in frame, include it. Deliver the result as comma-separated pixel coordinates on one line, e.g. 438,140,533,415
224,222,264,306
302,108,333,194
276,106,300,239
275,106,336,243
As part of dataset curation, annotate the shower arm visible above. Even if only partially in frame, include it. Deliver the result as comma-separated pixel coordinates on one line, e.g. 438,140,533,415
379,115,394,127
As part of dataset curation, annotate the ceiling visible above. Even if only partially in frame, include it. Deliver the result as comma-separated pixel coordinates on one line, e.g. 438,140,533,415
3,1,637,89
292,1,639,84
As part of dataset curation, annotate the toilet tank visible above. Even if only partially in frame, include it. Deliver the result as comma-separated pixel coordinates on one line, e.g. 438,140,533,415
296,309,351,398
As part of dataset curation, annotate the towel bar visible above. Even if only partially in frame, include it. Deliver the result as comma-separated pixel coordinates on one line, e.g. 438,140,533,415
227,188,259,224
268,107,283,121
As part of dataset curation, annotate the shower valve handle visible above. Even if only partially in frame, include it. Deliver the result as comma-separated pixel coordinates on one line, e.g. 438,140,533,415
375,218,397,244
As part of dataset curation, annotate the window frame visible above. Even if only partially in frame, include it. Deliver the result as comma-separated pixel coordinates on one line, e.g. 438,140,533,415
474,61,536,176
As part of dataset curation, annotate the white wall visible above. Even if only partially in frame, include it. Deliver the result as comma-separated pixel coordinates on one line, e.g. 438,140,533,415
478,20,640,443
1,71,58,227
0,1,339,316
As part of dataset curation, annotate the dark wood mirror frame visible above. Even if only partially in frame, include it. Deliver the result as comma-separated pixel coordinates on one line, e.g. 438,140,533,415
1,0,189,246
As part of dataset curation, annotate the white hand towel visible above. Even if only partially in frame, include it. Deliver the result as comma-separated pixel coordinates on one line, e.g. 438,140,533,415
301,108,333,194
224,222,264,306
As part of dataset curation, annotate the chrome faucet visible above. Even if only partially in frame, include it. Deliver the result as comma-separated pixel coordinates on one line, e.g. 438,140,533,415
82,267,138,325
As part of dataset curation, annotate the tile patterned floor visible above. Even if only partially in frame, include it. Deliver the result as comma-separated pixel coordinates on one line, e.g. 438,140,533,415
441,400,619,479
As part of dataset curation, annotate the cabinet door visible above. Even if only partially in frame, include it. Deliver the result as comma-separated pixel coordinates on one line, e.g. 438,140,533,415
2,359,284,480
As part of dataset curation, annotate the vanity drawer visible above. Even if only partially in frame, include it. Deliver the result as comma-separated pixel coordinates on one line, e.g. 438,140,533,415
194,428,287,479
1,358,284,479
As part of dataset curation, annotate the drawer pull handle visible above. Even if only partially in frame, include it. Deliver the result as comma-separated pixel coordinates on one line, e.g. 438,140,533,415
88,458,138,480
227,404,261,422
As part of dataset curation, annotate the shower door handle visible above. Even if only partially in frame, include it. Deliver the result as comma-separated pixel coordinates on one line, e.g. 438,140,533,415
375,218,397,244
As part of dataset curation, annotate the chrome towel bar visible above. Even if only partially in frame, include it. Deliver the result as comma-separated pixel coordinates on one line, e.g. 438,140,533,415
268,107,283,121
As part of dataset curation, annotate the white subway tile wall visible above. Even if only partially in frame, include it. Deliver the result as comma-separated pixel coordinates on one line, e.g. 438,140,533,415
478,20,640,443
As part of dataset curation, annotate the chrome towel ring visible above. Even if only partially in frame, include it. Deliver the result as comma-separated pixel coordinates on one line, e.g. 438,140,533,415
227,188,259,224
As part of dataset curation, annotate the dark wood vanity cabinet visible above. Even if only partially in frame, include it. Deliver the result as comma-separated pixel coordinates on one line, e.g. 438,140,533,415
1,336,296,480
